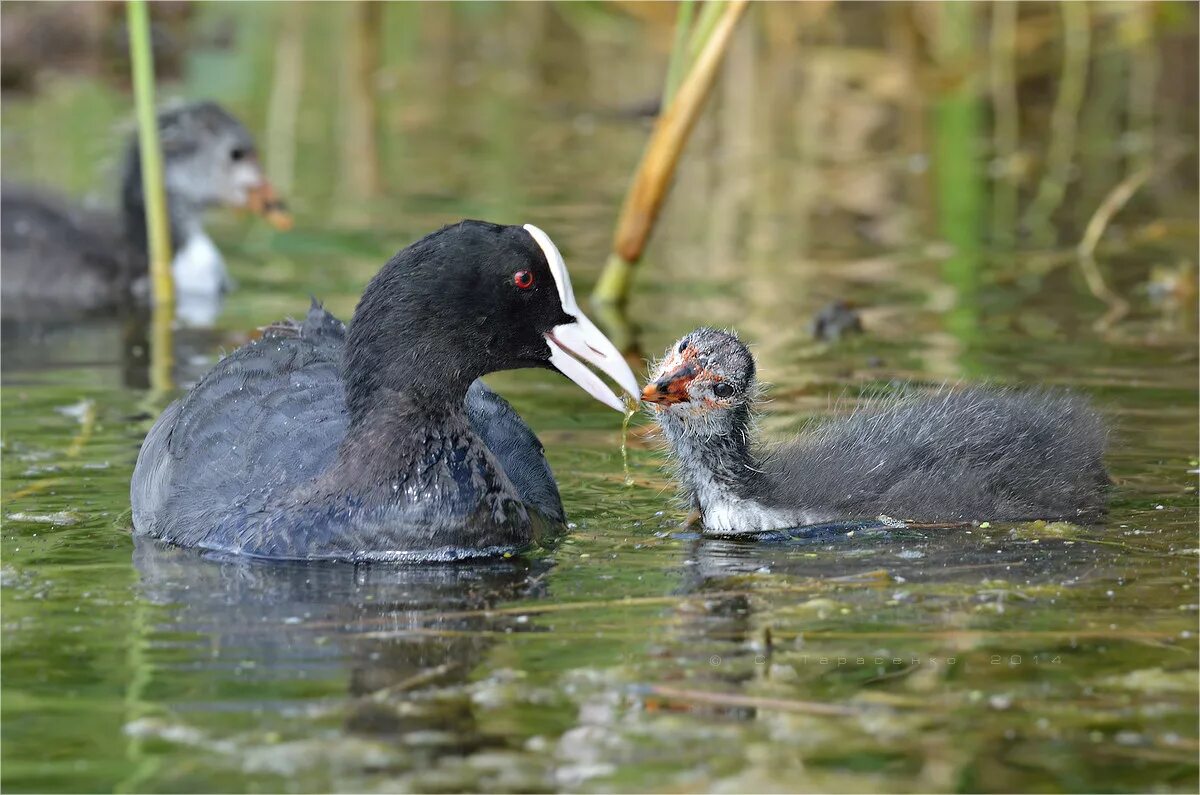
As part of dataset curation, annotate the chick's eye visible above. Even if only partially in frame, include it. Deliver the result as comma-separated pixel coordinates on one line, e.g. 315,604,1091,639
713,382,735,398
230,147,247,162
513,270,535,290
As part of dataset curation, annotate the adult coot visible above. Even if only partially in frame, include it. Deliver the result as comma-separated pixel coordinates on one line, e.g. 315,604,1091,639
2,100,287,323
643,327,1108,534
131,221,639,562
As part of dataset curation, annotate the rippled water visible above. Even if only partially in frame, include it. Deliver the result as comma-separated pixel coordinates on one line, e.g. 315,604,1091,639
3,3,1198,792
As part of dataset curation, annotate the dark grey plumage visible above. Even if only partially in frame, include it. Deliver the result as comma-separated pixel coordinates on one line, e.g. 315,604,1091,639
466,380,565,526
1,185,138,317
131,301,564,562
128,219,654,563
645,328,1108,534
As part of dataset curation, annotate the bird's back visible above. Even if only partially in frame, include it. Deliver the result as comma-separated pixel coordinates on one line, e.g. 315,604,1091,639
761,388,1108,523
1,185,136,316
131,303,565,558
131,304,350,551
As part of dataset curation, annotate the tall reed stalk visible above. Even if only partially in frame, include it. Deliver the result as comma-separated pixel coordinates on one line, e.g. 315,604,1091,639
592,0,749,350
127,0,174,391
934,0,984,372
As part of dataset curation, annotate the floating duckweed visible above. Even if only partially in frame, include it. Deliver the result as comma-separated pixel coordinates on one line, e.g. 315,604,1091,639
1010,520,1086,540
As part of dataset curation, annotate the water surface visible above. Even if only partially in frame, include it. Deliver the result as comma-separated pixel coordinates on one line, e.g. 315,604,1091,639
2,4,1197,792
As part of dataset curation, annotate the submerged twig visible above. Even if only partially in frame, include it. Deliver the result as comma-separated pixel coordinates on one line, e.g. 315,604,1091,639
367,663,461,701
1075,165,1152,330
327,589,807,630
641,684,860,717
1078,166,1154,261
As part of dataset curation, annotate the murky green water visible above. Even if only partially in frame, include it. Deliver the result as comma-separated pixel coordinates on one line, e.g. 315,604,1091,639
3,3,1198,792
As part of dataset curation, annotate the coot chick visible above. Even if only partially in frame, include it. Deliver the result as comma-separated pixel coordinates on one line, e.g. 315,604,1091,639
643,328,1108,534
810,300,863,342
2,100,287,323
131,221,639,562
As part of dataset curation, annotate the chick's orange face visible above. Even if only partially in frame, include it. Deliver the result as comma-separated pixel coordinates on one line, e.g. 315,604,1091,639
642,328,755,415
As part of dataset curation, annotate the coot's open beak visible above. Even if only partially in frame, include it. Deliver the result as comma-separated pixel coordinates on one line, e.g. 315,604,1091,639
641,363,696,406
524,224,639,412
545,316,638,412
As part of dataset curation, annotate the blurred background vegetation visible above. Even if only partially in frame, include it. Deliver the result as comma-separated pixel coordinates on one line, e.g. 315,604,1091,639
2,0,1196,343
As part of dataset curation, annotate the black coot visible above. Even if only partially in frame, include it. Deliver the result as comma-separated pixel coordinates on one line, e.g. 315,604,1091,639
1,101,287,322
643,327,1108,534
131,221,639,562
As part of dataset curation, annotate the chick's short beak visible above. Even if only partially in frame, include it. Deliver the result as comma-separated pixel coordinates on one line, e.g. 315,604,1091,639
641,363,697,406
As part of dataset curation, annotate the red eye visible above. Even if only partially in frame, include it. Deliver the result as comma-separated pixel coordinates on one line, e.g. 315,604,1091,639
513,270,534,290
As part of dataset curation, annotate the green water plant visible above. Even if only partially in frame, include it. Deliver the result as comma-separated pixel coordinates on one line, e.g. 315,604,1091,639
126,0,175,392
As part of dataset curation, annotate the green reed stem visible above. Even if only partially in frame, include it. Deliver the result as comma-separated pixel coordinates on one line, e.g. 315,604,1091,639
126,0,175,392
662,0,696,107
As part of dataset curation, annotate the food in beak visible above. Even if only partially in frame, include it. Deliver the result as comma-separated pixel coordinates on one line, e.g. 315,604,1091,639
523,224,639,412
246,180,293,231
545,320,637,412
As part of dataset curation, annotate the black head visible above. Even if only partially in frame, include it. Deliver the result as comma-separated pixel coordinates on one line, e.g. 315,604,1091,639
344,221,638,421
643,328,758,434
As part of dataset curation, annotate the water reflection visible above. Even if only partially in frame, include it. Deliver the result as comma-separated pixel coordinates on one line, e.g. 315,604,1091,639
131,539,547,754
647,526,1125,727
681,523,1116,586
1,313,243,389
